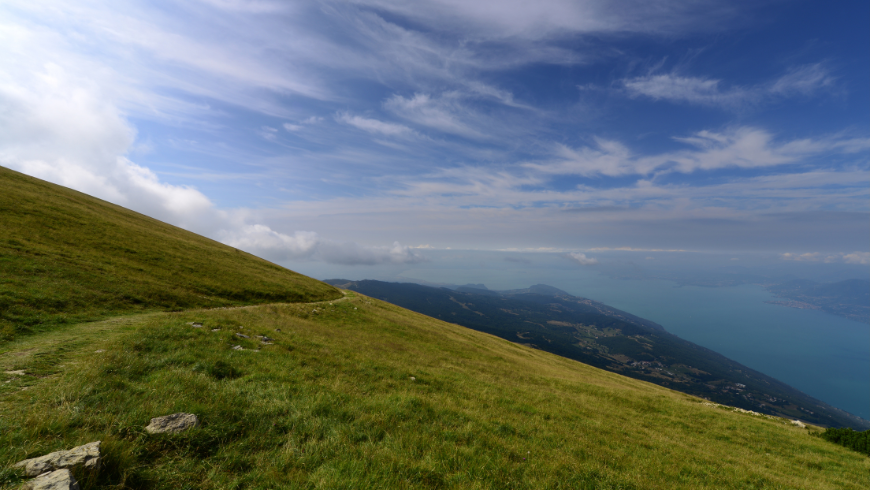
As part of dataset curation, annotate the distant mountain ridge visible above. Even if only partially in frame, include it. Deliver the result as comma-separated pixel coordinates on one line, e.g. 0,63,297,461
325,278,869,429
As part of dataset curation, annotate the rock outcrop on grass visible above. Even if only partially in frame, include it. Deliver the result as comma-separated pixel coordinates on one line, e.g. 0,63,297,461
20,469,80,490
13,441,101,477
144,413,200,434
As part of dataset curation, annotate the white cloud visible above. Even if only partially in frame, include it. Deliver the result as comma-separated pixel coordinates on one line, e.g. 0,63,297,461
284,117,323,132
842,252,870,265
770,64,834,96
528,127,865,177
0,62,215,231
781,252,870,265
623,64,835,110
623,74,752,108
0,61,424,267
384,93,487,139
566,252,599,265
195,0,288,14
337,113,412,136
352,0,742,40
220,225,426,265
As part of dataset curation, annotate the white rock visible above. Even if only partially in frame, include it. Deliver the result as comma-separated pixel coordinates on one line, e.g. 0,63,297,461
14,441,100,477
21,469,80,490
145,413,200,434
791,420,806,428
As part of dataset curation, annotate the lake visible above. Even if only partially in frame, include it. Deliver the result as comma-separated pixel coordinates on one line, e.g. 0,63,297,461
384,252,870,421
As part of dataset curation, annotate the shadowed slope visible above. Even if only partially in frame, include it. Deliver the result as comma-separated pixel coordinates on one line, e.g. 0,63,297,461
0,166,341,340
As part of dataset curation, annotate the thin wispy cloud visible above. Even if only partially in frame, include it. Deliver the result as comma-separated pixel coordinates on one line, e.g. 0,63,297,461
528,128,867,177
622,64,836,110
337,113,413,136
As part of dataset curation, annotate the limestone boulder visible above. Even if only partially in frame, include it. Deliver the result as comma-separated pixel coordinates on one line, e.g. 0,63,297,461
145,413,200,434
13,441,100,477
20,469,80,490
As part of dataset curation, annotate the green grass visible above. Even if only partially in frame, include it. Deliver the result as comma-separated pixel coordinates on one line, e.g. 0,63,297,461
2,295,867,489
0,166,341,340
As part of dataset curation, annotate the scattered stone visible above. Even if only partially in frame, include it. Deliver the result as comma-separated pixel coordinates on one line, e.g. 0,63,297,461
4,370,25,376
20,469,80,490
275,328,281,332
188,322,203,328
255,335,274,342
232,345,244,351
144,413,200,434
94,350,105,353
14,441,101,477
235,333,250,339
792,420,806,428
409,376,416,381
211,328,221,332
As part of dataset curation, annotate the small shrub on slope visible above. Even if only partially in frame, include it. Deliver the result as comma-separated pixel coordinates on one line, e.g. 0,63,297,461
819,427,870,456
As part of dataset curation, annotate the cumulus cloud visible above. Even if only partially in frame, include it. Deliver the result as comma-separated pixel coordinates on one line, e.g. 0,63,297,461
843,252,870,265
0,63,220,232
0,63,423,267
566,252,599,265
220,225,426,265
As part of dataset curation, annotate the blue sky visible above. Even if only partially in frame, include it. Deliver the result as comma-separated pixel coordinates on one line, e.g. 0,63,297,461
1,0,868,268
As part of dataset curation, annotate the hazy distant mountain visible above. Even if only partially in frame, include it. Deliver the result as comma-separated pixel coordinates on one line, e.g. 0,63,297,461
766,279,870,323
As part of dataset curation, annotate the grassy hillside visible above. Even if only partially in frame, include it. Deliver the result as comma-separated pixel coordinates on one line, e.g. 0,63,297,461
326,279,868,429
2,296,868,489
0,166,341,340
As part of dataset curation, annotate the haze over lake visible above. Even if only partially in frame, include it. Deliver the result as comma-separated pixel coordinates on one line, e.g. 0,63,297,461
294,250,870,420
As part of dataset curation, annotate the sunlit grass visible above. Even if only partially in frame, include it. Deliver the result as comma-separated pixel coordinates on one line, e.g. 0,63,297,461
0,166,341,341
2,295,866,489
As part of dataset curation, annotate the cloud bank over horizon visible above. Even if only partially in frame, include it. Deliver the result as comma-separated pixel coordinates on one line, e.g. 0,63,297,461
1,0,867,265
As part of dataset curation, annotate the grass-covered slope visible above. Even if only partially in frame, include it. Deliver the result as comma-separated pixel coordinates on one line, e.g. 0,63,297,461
1,296,868,489
326,279,868,429
0,166,341,340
